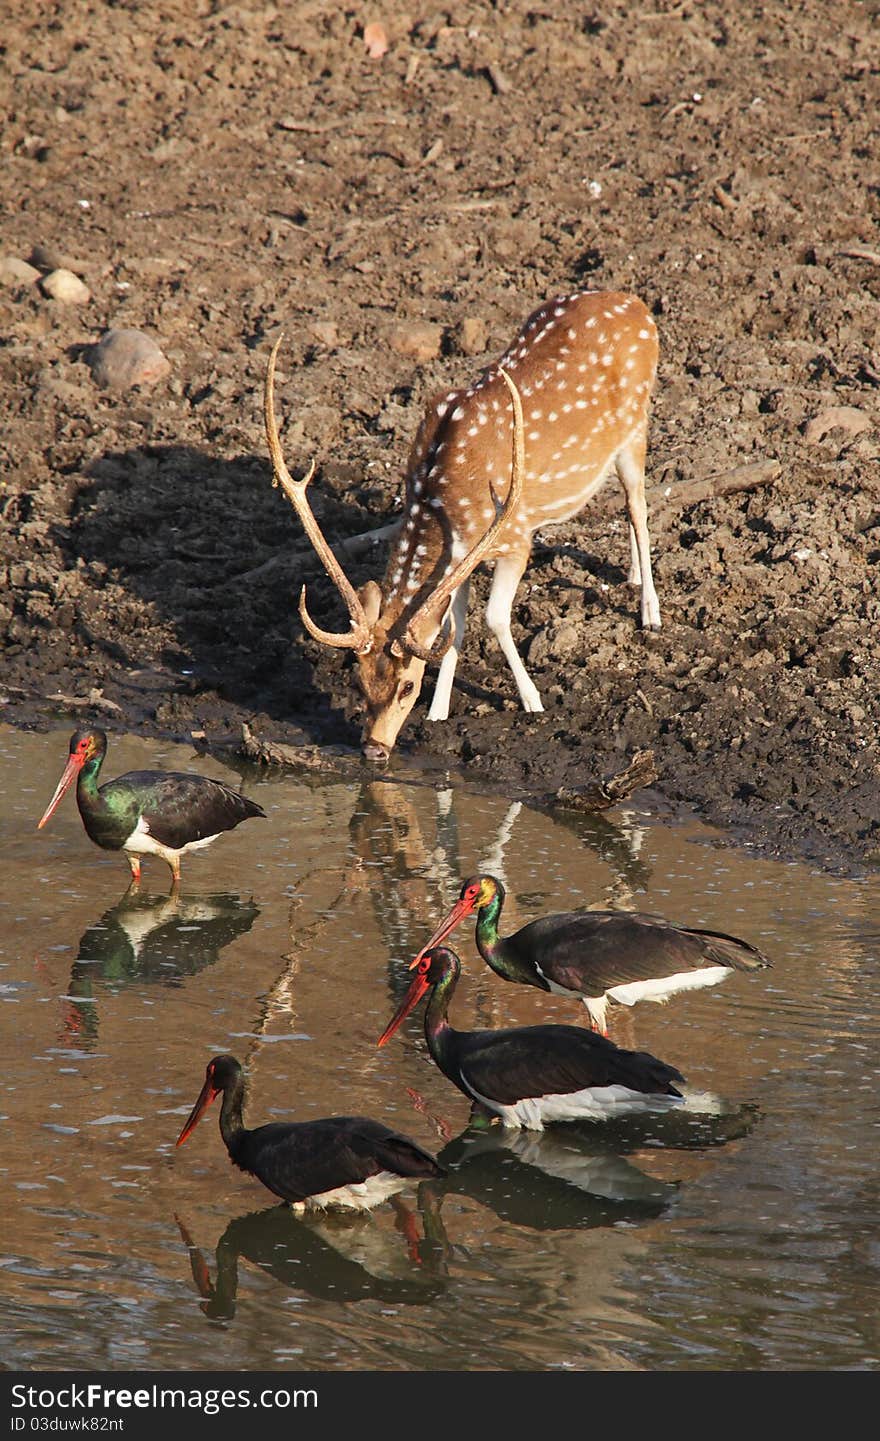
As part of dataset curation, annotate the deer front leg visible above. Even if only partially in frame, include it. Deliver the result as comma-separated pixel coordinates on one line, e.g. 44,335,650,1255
427,578,470,722
616,439,661,631
485,551,544,713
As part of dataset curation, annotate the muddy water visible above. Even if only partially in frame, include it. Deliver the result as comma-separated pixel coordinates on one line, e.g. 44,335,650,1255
1,724,877,1373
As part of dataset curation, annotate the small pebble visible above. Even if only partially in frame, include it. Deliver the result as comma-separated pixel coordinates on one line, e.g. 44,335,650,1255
41,268,91,303
388,320,442,362
0,256,41,287
85,328,171,390
457,316,488,356
363,22,388,58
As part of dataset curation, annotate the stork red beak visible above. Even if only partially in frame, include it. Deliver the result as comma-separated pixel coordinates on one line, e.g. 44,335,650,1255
37,753,85,830
409,893,476,968
377,969,431,1048
176,1076,220,1145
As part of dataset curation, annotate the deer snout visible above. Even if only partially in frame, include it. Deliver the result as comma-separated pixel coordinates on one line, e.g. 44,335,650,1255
362,739,390,764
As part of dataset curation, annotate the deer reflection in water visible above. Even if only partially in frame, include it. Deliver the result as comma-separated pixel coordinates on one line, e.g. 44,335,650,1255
348,777,663,1055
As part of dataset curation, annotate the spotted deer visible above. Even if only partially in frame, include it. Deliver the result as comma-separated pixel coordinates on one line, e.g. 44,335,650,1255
265,290,660,761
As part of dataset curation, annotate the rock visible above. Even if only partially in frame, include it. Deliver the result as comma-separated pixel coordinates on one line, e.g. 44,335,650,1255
527,619,582,665
363,21,388,58
40,268,91,303
388,320,442,362
456,316,488,356
804,406,873,443
0,256,41,287
84,328,171,390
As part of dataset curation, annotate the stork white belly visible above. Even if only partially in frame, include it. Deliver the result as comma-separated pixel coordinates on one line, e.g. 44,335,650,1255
465,1077,685,1132
124,816,221,860
606,964,731,1008
289,1171,411,1213
583,964,732,1032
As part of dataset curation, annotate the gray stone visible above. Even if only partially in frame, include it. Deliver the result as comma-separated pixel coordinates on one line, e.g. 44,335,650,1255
85,328,171,390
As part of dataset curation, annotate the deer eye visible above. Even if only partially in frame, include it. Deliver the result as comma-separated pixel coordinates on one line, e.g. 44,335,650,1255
399,681,415,700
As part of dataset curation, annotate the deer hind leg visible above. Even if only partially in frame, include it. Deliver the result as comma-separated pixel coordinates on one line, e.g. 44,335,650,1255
427,577,471,722
485,551,544,713
616,435,661,631
628,523,642,587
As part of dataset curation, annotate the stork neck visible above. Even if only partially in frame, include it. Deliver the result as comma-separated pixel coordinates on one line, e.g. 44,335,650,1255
423,964,459,1076
475,888,538,986
76,757,106,811
475,891,504,960
75,756,139,848
218,1074,247,1150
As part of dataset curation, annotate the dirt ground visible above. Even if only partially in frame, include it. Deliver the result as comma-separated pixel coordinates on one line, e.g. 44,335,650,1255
2,1,878,875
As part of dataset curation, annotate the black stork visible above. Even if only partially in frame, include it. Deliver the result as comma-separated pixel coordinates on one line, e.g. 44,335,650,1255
377,946,690,1131
175,1054,445,1212
413,873,771,1036
37,727,266,886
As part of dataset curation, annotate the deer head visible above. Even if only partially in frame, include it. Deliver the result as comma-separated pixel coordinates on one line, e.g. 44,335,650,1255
265,337,525,761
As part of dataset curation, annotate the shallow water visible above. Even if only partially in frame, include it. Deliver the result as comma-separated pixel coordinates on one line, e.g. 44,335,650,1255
1,723,878,1372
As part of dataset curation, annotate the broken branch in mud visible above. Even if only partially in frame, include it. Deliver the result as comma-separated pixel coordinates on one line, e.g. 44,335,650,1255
238,721,361,773
45,687,123,716
654,459,780,525
546,749,659,814
836,245,880,268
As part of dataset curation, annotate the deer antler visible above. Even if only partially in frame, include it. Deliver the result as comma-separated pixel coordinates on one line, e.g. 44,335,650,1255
264,335,373,653
398,367,526,663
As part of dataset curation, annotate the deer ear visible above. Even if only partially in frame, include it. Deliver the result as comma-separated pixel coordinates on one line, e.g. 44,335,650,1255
358,580,382,627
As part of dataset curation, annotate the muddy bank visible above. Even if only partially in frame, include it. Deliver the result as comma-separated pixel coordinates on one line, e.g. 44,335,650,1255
1,2,878,874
